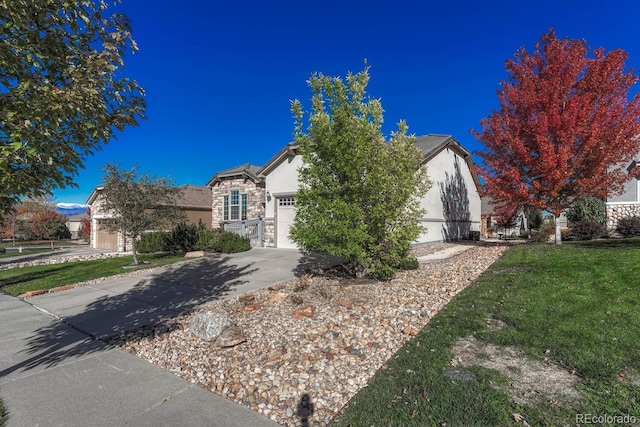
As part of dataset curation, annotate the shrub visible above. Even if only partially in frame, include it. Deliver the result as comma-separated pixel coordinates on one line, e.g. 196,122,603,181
530,225,554,243
138,231,169,253
164,223,198,253
617,216,640,238
212,231,251,253
369,263,396,281
566,196,606,225
570,219,607,241
396,256,419,271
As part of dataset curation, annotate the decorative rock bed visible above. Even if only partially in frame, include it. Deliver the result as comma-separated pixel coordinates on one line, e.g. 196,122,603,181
109,242,510,426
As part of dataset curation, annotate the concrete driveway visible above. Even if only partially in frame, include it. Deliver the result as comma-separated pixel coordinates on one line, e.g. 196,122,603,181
0,247,338,426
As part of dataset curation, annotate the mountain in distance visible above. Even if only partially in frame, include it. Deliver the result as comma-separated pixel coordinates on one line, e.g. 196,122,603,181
56,203,90,217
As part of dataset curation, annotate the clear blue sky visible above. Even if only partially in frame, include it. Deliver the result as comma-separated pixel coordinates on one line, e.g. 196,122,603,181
52,0,640,205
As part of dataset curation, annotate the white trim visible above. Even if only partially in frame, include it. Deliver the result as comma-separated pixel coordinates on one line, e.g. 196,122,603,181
606,201,640,205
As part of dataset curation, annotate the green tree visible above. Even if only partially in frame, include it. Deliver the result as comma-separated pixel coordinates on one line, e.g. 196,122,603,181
289,68,430,278
565,196,606,225
0,0,146,213
99,162,185,265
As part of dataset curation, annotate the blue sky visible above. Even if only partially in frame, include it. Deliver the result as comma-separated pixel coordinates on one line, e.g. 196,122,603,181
53,0,640,206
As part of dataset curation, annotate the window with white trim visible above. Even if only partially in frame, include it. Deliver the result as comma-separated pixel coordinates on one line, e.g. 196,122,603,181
223,189,248,221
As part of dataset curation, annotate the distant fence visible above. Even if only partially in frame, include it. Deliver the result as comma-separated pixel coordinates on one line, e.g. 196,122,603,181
223,219,263,247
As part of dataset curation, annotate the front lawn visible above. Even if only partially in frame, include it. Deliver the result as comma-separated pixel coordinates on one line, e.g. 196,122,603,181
0,253,187,297
333,239,640,426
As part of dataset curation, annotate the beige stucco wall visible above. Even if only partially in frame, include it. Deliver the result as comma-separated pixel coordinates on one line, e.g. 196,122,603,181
416,148,481,243
210,177,265,229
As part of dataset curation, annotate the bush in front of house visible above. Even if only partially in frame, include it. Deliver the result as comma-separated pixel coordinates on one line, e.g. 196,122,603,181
569,219,607,241
164,223,198,253
138,231,168,253
211,231,251,253
196,227,223,251
616,216,640,238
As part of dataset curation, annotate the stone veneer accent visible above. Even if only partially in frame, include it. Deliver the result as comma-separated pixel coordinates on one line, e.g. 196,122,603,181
210,177,265,228
606,203,640,230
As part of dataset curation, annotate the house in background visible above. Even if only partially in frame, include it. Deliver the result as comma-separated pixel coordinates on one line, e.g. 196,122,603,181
606,159,640,230
87,185,212,252
65,212,90,240
252,134,482,248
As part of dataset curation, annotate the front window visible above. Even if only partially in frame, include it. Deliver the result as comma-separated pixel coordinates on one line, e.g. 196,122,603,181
223,189,247,221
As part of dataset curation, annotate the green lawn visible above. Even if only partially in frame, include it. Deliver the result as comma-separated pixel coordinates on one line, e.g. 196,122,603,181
333,239,640,426
0,253,187,296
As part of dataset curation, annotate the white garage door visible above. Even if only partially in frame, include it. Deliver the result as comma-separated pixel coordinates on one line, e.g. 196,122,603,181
276,197,297,249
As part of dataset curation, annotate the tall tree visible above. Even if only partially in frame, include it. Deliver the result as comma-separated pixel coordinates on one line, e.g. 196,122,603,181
99,162,185,265
473,29,640,244
0,0,146,213
289,68,430,278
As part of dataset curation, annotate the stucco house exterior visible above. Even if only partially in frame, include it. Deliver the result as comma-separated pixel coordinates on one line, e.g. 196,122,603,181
255,134,482,248
86,185,212,252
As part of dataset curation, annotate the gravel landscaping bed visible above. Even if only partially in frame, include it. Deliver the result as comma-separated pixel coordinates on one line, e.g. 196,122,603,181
109,242,510,426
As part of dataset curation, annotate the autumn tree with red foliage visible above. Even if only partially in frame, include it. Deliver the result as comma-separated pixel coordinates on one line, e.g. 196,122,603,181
473,29,640,244
29,210,68,242
79,208,91,239
493,205,520,237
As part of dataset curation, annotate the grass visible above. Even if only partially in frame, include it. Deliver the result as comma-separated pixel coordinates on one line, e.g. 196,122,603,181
332,239,640,426
0,253,187,297
0,398,5,427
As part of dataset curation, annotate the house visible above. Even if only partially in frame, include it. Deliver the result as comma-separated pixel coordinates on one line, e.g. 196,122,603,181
65,212,90,240
86,185,212,251
480,195,528,238
256,134,482,248
606,159,640,230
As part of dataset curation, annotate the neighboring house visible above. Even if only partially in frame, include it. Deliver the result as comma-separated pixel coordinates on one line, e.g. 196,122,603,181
205,163,265,229
480,195,527,238
86,185,213,252
606,159,640,230
256,134,482,248
65,212,90,240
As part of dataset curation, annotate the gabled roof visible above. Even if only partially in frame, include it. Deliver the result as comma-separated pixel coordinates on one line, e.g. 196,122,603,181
205,163,263,187
414,134,482,195
414,134,471,161
86,184,212,210
259,143,298,177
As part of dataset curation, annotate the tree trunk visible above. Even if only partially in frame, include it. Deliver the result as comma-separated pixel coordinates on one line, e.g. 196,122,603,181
554,214,562,245
131,237,139,265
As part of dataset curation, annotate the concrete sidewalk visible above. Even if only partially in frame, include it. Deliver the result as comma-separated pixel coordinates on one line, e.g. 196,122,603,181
0,247,342,427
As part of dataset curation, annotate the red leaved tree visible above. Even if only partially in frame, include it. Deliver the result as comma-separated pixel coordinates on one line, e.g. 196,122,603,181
493,205,520,238
473,29,640,244
80,208,91,239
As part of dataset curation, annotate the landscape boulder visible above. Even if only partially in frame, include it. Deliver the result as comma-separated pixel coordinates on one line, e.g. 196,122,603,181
188,310,234,341
215,325,246,347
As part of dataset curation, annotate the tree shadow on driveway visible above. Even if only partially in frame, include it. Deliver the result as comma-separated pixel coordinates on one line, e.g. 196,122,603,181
0,255,257,378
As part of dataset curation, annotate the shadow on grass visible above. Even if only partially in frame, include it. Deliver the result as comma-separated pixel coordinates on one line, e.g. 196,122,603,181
0,255,257,378
567,237,640,250
0,263,77,291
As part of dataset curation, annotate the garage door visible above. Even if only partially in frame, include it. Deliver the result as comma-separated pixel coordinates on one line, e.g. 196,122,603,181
276,197,297,249
95,221,118,251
